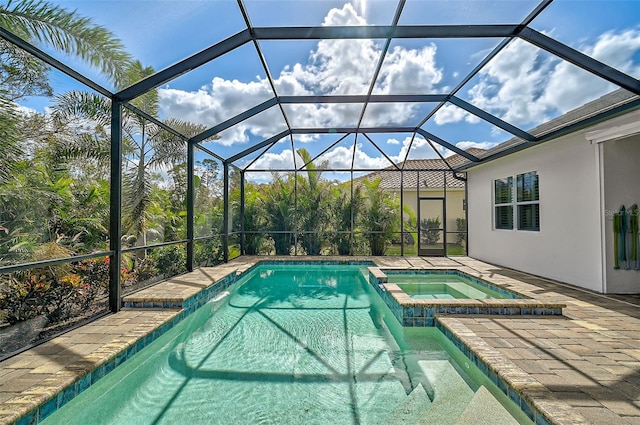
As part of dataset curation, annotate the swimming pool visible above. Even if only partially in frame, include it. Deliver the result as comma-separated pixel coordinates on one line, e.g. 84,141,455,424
41,264,530,424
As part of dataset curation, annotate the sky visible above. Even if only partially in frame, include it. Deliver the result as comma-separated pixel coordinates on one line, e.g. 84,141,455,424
13,0,640,175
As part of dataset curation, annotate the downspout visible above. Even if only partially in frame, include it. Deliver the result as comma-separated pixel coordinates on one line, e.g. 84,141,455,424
452,172,468,256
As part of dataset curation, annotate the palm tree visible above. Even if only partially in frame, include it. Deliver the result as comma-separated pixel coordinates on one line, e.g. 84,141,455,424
296,148,329,255
262,174,296,255
330,182,363,255
51,60,219,250
359,178,400,256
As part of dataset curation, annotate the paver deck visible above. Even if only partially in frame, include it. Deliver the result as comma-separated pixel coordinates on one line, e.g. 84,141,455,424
1,256,639,425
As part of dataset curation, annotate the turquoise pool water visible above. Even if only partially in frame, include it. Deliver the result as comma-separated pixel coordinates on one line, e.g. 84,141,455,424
388,274,511,299
42,265,529,425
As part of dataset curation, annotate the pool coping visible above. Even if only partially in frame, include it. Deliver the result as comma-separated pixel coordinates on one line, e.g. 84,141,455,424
368,267,566,327
0,257,583,425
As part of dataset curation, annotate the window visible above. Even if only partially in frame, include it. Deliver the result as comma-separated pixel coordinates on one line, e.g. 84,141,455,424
494,177,513,230
516,171,539,231
493,171,539,231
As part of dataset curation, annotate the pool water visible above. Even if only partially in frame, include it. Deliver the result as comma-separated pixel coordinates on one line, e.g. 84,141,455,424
388,274,510,299
42,265,529,425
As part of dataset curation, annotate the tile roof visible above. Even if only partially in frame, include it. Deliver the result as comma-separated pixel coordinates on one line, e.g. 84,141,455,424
360,148,486,190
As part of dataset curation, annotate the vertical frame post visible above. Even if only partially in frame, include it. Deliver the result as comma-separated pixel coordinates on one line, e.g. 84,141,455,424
240,170,245,255
294,170,298,256
186,142,195,271
109,101,123,313
400,170,404,257
350,171,354,255
223,161,229,263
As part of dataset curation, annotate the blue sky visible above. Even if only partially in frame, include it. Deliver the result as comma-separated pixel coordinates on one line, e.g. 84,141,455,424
13,0,640,173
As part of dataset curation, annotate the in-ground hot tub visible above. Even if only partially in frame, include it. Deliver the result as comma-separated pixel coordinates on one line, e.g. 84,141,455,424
368,268,565,327
388,272,514,300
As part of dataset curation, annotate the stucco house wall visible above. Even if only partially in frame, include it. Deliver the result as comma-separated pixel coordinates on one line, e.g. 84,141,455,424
466,131,604,291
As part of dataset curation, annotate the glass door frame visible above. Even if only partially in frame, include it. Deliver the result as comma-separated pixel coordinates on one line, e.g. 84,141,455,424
417,196,447,256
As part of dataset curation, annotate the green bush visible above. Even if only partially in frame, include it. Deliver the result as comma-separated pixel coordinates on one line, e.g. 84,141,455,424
456,217,467,246
420,217,441,246
149,245,187,277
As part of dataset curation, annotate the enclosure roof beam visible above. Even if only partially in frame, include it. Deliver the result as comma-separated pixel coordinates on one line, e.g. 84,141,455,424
123,103,188,141
278,94,449,103
226,130,290,164
292,127,416,134
193,143,225,162
449,97,536,141
190,98,278,144
519,28,640,95
237,0,294,137
252,25,520,40
414,0,553,131
415,128,480,162
116,30,253,102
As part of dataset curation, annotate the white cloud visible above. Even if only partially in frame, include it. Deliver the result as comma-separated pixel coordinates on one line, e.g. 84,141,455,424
439,140,496,157
434,103,480,125
436,29,640,127
373,44,443,94
386,138,400,145
158,3,445,148
248,149,300,170
392,136,442,162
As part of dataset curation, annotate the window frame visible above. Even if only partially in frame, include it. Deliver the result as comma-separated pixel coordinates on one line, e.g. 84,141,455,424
493,171,540,232
493,176,514,230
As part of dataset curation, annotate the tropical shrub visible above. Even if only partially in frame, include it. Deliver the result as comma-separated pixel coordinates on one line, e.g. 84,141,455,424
456,217,467,246
262,175,295,255
421,217,441,246
148,245,187,278
360,178,400,256
0,257,109,325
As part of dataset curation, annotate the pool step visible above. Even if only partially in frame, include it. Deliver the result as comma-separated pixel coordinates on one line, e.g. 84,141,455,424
417,359,475,425
380,383,432,425
455,385,519,425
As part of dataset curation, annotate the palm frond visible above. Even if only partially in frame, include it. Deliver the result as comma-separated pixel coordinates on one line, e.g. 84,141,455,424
0,0,133,83
0,96,23,183
51,90,111,126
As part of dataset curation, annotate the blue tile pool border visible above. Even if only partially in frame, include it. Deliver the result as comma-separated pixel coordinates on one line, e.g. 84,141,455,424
15,259,376,424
